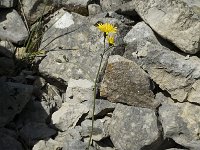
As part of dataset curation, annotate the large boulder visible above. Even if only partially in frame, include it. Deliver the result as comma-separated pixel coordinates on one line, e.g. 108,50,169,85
0,9,28,45
128,0,200,54
109,104,161,150
100,55,158,108
123,21,200,103
158,93,200,149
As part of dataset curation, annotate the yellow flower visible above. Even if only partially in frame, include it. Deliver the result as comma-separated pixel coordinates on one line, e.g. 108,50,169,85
107,36,115,46
97,23,117,35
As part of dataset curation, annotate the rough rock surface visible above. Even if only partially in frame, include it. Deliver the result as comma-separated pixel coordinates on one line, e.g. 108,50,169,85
0,41,15,58
32,139,62,150
0,81,33,127
159,93,200,149
109,104,161,150
129,0,200,54
100,55,157,108
123,21,200,103
66,78,94,102
0,0,17,8
0,9,28,44
51,100,89,131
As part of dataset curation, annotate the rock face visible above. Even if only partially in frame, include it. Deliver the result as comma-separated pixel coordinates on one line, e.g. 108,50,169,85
0,9,28,45
109,104,161,150
129,0,200,54
123,21,200,103
158,93,200,149
100,55,157,108
0,0,17,8
0,81,33,127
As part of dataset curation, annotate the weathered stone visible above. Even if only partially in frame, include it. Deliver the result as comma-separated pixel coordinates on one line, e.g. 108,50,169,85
39,9,125,83
21,0,53,23
52,0,90,15
51,100,89,131
88,4,102,16
123,21,200,103
19,122,56,146
0,132,23,150
159,94,200,149
0,81,33,127
100,0,124,11
129,0,200,54
80,117,110,141
100,55,157,108
0,0,17,8
0,9,28,45
83,99,116,118
0,41,15,58
62,139,95,150
66,78,94,102
32,139,62,150
109,104,161,150
0,57,15,75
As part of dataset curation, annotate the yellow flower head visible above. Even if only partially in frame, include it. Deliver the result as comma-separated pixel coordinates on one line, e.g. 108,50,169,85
97,23,117,35
107,36,115,46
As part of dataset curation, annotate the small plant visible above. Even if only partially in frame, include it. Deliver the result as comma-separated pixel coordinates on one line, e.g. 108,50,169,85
87,22,117,149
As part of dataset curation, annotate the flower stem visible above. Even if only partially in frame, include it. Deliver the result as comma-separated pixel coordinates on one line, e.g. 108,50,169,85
87,35,106,149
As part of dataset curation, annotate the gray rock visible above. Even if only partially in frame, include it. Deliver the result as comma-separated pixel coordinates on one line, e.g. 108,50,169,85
0,41,15,58
159,95,200,149
39,9,123,83
100,0,124,11
62,139,95,150
0,81,33,127
21,0,53,23
19,122,56,146
109,104,161,150
0,0,17,8
51,100,89,131
123,21,200,103
83,99,116,118
88,4,102,16
0,57,15,75
80,117,110,141
66,78,94,102
100,55,158,108
32,139,62,150
166,149,187,150
0,9,28,45
0,132,23,150
52,0,90,15
129,0,200,54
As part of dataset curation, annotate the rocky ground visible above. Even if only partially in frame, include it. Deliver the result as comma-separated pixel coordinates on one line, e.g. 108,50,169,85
0,0,200,150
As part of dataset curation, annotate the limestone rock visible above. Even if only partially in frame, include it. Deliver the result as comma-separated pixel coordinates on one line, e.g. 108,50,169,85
83,99,116,118
0,81,33,127
0,41,15,58
66,78,94,102
100,0,124,11
32,139,62,150
109,104,161,150
159,95,200,149
62,139,95,150
100,55,157,108
19,122,56,146
123,21,200,103
129,0,200,54
88,4,102,16
51,100,89,131
0,9,28,45
0,0,17,8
